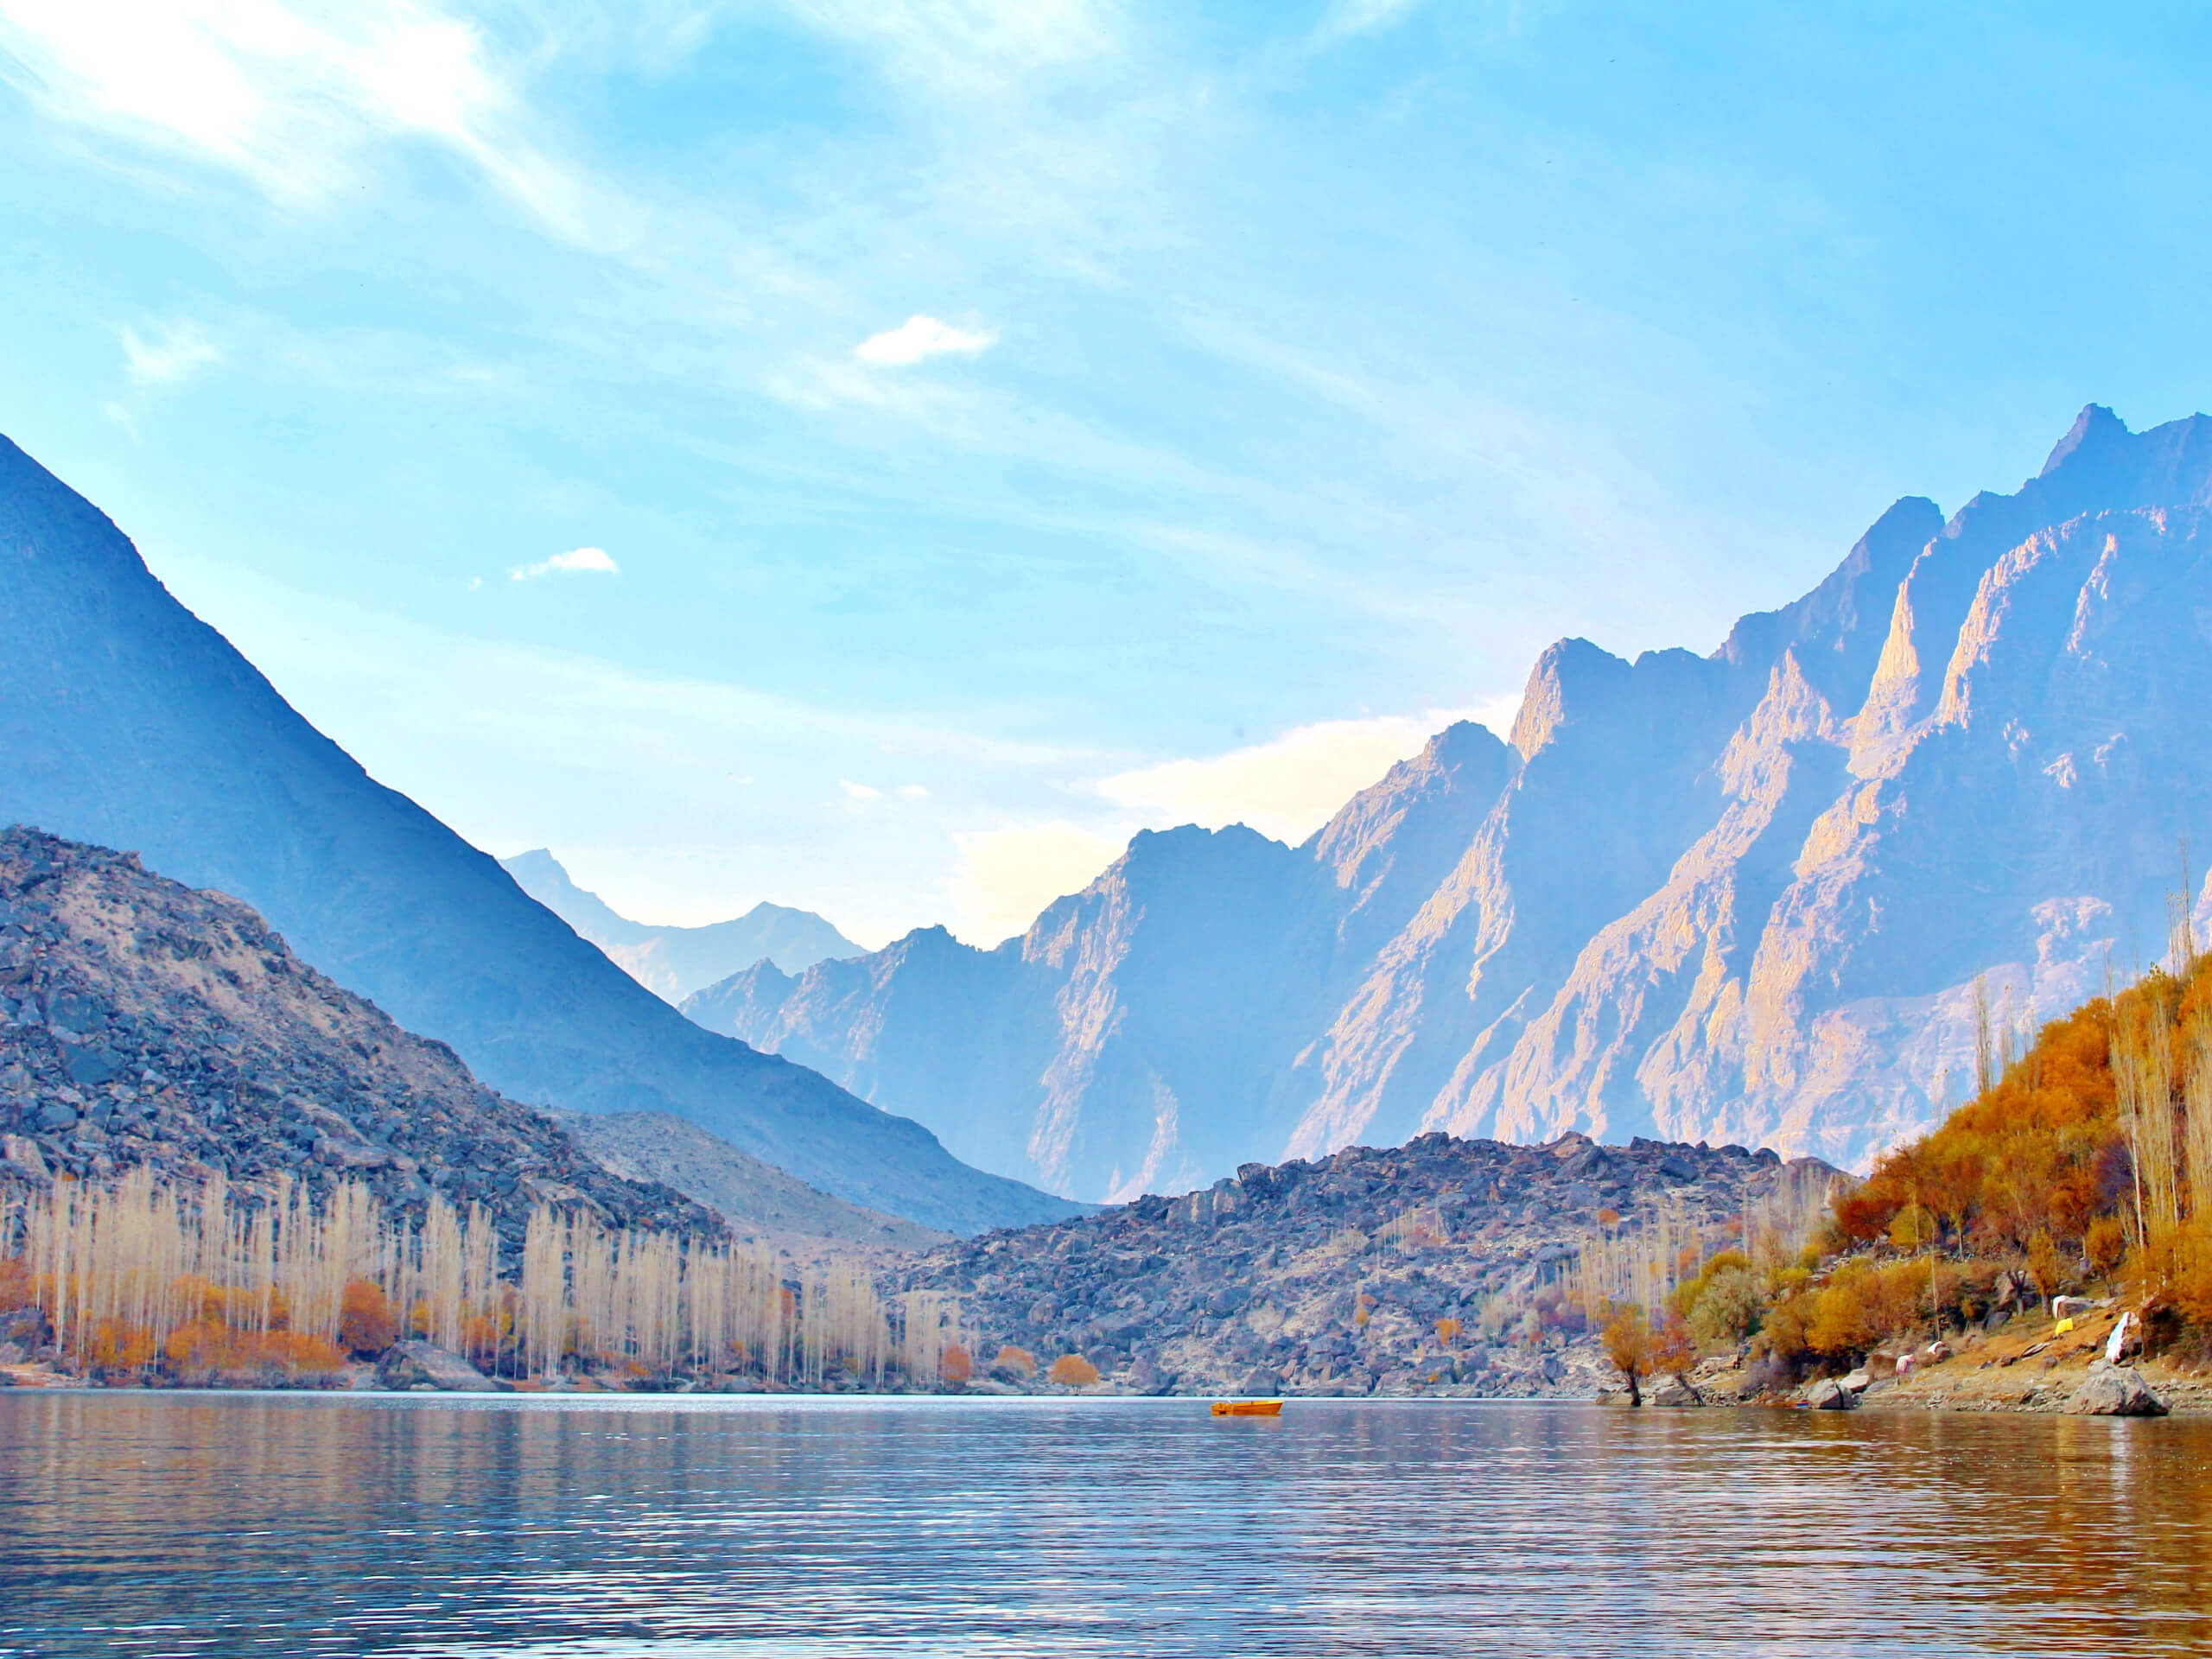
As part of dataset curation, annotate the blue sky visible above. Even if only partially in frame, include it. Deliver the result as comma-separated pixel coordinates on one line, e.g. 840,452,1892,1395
2,2,2208,945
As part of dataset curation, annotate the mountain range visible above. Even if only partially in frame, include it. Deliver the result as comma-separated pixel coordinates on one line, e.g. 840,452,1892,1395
0,433,1076,1236
500,849,859,1001
690,405,2212,1202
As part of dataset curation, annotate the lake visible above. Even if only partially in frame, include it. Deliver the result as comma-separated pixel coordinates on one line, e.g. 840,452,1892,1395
0,1394,2206,1656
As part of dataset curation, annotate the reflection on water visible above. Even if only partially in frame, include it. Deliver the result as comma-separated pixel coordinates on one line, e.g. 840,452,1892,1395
0,1394,2208,1657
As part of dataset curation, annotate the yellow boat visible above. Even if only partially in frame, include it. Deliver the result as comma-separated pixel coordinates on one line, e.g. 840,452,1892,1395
1211,1399,1284,1416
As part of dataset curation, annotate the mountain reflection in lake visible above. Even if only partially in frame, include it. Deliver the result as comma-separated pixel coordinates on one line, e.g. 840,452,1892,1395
1,1395,2207,1657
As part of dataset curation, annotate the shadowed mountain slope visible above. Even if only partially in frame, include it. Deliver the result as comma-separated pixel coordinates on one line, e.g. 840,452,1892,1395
696,407,2212,1197
0,434,1075,1236
501,849,859,1001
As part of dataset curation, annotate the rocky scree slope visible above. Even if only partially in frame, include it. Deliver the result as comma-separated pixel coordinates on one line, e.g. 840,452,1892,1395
549,1108,950,1264
502,849,859,1001
703,406,2212,1195
0,830,712,1245
897,1130,1831,1399
0,433,1073,1236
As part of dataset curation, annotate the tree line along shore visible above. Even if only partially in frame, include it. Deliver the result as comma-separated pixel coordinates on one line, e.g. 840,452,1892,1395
4,945,2211,1409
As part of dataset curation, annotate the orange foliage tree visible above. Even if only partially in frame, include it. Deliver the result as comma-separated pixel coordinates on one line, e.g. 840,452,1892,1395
1047,1353,1100,1386
1597,1301,1652,1406
340,1280,399,1358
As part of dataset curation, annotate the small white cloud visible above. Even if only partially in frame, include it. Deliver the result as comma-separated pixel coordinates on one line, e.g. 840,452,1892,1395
120,320,222,387
898,783,929,799
951,820,1124,945
839,779,882,801
855,315,996,367
509,546,620,582
1095,712,1476,845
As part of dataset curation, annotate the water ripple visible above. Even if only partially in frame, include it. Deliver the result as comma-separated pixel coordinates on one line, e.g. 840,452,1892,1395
1,1394,2207,1657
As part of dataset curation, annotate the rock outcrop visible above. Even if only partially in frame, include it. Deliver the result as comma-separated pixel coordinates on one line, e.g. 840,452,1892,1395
2064,1360,2171,1417
0,434,1075,1236
894,1129,1836,1398
0,829,715,1245
701,407,2212,1196
375,1340,497,1392
501,849,858,1001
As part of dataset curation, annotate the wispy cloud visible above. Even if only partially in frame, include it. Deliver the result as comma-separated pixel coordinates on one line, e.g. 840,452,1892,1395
779,0,1118,98
119,319,222,386
1312,0,1427,48
855,315,997,366
951,818,1123,944
0,0,616,245
1094,712,1471,844
839,779,882,801
509,546,619,581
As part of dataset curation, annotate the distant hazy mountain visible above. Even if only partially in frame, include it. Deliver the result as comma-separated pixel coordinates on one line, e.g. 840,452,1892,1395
0,433,1077,1236
501,848,859,1001
693,405,2212,1198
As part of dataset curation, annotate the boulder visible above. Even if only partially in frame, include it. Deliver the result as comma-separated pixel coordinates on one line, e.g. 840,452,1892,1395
1644,1374,1703,1408
1805,1377,1859,1411
2063,1361,2169,1418
2051,1296,2095,1320
1592,1386,1636,1408
376,1340,495,1392
0,1306,53,1354
1840,1369,1872,1394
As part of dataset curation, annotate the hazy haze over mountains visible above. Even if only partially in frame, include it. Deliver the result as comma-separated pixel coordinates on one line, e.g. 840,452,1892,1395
0,435,1077,1236
502,849,859,1001
696,407,2212,1202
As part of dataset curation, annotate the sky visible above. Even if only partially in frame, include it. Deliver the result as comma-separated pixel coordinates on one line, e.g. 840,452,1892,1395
2,3,2209,947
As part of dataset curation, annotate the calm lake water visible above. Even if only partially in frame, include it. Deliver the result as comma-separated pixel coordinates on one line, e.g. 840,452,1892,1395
1,1394,2208,1658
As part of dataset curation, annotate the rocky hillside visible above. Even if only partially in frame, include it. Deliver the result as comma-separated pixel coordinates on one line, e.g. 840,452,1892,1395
0,830,709,1244
702,406,2212,1198
502,849,859,1001
550,1108,951,1265
897,1130,1836,1398
0,432,1075,1236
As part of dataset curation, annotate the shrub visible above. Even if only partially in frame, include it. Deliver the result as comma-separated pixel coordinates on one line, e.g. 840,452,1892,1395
993,1344,1036,1378
0,1255,33,1312
939,1344,973,1383
2086,1215,2129,1275
86,1319,156,1372
1047,1354,1099,1386
339,1280,399,1357
1686,1267,1763,1347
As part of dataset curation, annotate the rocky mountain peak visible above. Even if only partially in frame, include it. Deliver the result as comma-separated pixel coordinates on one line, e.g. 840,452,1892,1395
699,403,2212,1196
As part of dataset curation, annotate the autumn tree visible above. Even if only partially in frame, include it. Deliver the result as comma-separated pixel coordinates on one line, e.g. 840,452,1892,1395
1047,1354,1100,1387
1599,1302,1652,1407
1650,1313,1698,1388
339,1280,399,1358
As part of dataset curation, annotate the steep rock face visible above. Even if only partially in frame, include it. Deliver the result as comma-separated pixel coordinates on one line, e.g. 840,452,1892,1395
706,407,2212,1192
0,435,1075,1236
500,849,858,1001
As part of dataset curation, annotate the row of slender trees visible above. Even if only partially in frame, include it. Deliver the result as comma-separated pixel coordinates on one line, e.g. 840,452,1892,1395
0,1168,965,1386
